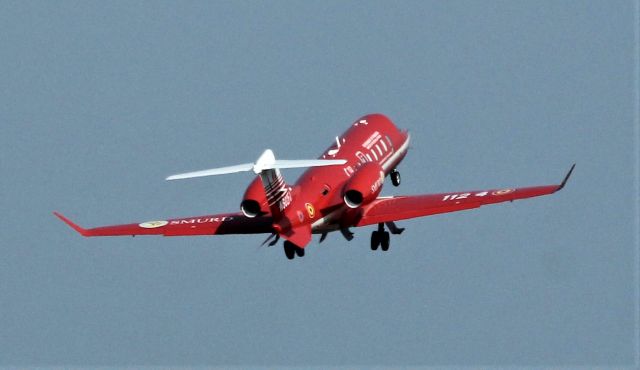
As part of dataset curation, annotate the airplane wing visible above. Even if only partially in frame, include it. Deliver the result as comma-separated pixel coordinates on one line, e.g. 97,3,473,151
54,212,274,237
355,164,575,227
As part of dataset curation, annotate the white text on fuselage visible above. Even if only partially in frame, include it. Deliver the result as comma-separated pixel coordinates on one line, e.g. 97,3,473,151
278,191,292,211
371,172,384,193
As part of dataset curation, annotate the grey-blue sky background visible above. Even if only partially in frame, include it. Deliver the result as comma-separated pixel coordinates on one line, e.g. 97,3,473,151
0,1,637,368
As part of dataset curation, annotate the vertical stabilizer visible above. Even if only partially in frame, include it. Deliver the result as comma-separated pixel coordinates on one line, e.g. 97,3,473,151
254,150,292,221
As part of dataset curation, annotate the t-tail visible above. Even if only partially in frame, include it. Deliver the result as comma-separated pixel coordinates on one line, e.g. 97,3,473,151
252,150,291,220
166,149,345,225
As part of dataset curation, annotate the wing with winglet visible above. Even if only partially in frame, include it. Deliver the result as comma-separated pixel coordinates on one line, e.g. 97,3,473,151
57,149,347,240
54,212,274,237
355,164,575,227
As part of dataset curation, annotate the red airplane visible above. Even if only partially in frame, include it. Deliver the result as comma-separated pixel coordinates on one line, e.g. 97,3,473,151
55,114,574,260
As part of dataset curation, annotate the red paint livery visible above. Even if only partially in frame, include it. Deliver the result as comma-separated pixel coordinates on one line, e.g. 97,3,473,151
55,114,574,259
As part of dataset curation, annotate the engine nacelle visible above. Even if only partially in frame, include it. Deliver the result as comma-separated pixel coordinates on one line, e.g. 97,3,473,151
240,176,268,218
343,162,385,209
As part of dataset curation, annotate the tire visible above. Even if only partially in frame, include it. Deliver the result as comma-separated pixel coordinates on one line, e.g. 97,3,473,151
295,246,305,257
380,231,390,251
284,241,295,260
391,170,401,187
371,231,380,251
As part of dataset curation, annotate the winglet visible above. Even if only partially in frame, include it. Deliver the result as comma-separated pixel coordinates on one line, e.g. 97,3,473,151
53,212,91,236
556,163,576,192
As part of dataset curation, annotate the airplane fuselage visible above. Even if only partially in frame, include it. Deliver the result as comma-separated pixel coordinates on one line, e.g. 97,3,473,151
242,113,410,236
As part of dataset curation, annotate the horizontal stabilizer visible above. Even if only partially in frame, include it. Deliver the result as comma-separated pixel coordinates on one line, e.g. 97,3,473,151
269,159,347,170
166,163,254,180
166,149,346,180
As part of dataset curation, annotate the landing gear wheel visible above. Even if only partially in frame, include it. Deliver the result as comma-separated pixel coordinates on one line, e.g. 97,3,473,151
391,169,401,187
380,231,390,251
295,246,305,257
283,241,295,260
370,231,380,250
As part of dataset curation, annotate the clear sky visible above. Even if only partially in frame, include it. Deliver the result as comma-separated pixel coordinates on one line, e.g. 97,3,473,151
0,1,637,368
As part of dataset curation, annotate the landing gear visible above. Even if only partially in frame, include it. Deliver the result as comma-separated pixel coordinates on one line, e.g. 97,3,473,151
370,232,380,250
385,221,405,235
390,169,401,187
380,231,390,251
284,240,295,260
340,227,354,241
283,240,305,260
371,223,391,251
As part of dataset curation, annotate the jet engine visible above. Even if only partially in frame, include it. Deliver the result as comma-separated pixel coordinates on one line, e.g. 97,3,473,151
343,162,385,208
240,176,268,218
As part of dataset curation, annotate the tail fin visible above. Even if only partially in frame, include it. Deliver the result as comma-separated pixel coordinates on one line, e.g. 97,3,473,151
166,149,346,219
256,150,290,219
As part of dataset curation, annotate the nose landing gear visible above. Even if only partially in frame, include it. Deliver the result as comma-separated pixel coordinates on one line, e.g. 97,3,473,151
390,169,401,187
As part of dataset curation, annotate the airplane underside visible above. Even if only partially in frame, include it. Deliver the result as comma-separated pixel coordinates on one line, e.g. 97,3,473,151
272,169,405,260
266,219,406,260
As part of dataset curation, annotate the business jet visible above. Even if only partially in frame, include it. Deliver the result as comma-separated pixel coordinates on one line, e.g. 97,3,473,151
55,114,574,260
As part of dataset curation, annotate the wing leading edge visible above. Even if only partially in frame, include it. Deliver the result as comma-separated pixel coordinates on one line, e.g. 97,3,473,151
355,164,575,227
54,212,274,237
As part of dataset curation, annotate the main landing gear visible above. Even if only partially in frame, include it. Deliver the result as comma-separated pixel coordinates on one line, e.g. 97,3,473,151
282,221,405,259
390,169,401,187
371,223,390,251
371,222,405,252
283,240,305,260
